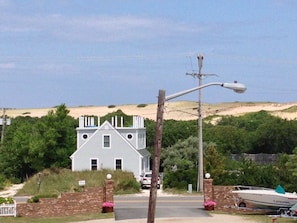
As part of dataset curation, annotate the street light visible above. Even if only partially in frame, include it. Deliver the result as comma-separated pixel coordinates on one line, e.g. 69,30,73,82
186,55,247,192
164,82,246,101
147,81,246,223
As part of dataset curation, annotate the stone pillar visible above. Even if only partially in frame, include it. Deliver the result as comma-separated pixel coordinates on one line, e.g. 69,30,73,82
104,179,114,203
203,178,214,202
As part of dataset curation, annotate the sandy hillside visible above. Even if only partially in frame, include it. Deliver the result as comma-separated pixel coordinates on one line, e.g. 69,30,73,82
5,101,297,120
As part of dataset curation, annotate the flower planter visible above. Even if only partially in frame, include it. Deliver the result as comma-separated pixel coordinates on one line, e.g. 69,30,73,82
102,202,114,213
204,206,214,211
102,206,114,213
203,200,216,211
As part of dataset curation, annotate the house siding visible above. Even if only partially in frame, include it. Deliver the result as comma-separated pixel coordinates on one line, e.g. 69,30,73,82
117,128,146,150
71,116,150,178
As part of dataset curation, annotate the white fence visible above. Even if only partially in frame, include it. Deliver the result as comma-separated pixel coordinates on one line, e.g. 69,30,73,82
0,203,16,217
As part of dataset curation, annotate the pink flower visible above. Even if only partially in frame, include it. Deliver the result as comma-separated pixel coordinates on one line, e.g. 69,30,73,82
203,200,216,207
102,202,114,208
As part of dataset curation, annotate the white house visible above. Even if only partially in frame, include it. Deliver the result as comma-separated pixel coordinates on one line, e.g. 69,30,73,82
70,115,151,179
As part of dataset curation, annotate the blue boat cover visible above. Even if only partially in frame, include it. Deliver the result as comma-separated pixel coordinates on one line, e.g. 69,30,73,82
275,184,285,194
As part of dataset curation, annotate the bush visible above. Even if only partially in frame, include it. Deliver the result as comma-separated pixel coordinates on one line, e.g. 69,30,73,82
113,171,140,194
137,104,147,108
0,175,6,190
108,105,116,108
163,169,197,190
118,178,140,191
0,197,14,204
28,196,39,203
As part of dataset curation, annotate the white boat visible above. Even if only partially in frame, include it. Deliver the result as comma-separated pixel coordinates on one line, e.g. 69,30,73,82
232,185,297,209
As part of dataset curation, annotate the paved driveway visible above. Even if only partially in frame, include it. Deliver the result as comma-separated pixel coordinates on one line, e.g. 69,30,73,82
115,206,210,221
114,191,208,221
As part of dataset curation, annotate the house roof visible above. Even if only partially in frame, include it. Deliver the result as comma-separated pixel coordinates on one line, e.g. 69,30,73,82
71,120,150,159
138,148,151,157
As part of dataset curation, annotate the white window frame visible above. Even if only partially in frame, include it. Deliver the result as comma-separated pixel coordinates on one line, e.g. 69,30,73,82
90,158,99,170
114,158,123,170
82,133,89,140
102,134,111,148
126,133,133,140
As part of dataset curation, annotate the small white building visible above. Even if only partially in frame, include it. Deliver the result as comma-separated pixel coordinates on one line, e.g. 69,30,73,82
70,115,151,179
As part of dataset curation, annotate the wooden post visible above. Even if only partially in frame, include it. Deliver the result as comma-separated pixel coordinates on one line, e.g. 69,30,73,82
147,90,165,223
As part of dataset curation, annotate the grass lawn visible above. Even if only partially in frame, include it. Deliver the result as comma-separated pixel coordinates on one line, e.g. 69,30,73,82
0,212,113,223
247,215,297,223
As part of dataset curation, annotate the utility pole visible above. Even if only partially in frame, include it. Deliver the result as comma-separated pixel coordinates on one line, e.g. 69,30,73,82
147,81,246,222
186,54,215,192
186,54,204,192
197,54,204,193
147,57,246,221
147,90,165,223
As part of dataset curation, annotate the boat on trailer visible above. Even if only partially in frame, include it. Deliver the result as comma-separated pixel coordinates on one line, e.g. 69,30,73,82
232,185,297,209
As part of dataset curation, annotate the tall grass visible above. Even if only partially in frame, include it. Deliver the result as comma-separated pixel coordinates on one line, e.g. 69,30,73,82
16,168,140,197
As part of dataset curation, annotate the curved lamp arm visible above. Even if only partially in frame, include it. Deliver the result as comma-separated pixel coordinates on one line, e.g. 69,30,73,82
165,82,246,101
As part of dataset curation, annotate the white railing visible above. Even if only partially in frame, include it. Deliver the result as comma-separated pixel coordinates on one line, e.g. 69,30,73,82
0,203,16,217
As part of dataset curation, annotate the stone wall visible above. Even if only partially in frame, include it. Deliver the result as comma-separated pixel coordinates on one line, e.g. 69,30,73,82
17,179,114,218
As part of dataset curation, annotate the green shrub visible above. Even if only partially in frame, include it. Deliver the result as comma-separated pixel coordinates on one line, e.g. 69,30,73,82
6,197,14,204
0,197,14,204
0,175,5,190
112,170,140,194
163,169,197,190
137,104,147,108
117,179,140,191
28,196,39,203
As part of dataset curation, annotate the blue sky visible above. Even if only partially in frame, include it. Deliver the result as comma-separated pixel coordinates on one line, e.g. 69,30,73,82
1,0,297,108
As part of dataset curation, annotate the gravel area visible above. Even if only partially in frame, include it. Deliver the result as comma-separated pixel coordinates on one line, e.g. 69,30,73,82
0,184,24,197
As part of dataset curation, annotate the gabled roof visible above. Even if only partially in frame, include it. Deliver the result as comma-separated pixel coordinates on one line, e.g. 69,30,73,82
70,120,150,159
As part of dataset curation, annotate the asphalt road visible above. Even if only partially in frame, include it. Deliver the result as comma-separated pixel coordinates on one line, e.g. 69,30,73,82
114,194,210,220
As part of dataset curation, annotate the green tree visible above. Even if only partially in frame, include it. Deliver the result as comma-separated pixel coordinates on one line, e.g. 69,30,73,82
0,116,38,181
204,142,226,184
251,118,297,153
0,104,77,181
204,125,248,153
101,109,133,127
284,148,297,191
161,136,197,172
38,104,77,168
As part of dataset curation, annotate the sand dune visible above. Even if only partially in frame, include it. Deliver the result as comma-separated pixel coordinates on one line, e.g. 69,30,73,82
5,101,297,121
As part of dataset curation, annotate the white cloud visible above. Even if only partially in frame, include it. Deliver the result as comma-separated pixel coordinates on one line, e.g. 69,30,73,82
0,13,204,42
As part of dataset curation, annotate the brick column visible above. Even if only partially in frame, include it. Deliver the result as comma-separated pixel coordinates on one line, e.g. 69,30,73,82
203,178,214,202
104,179,114,203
